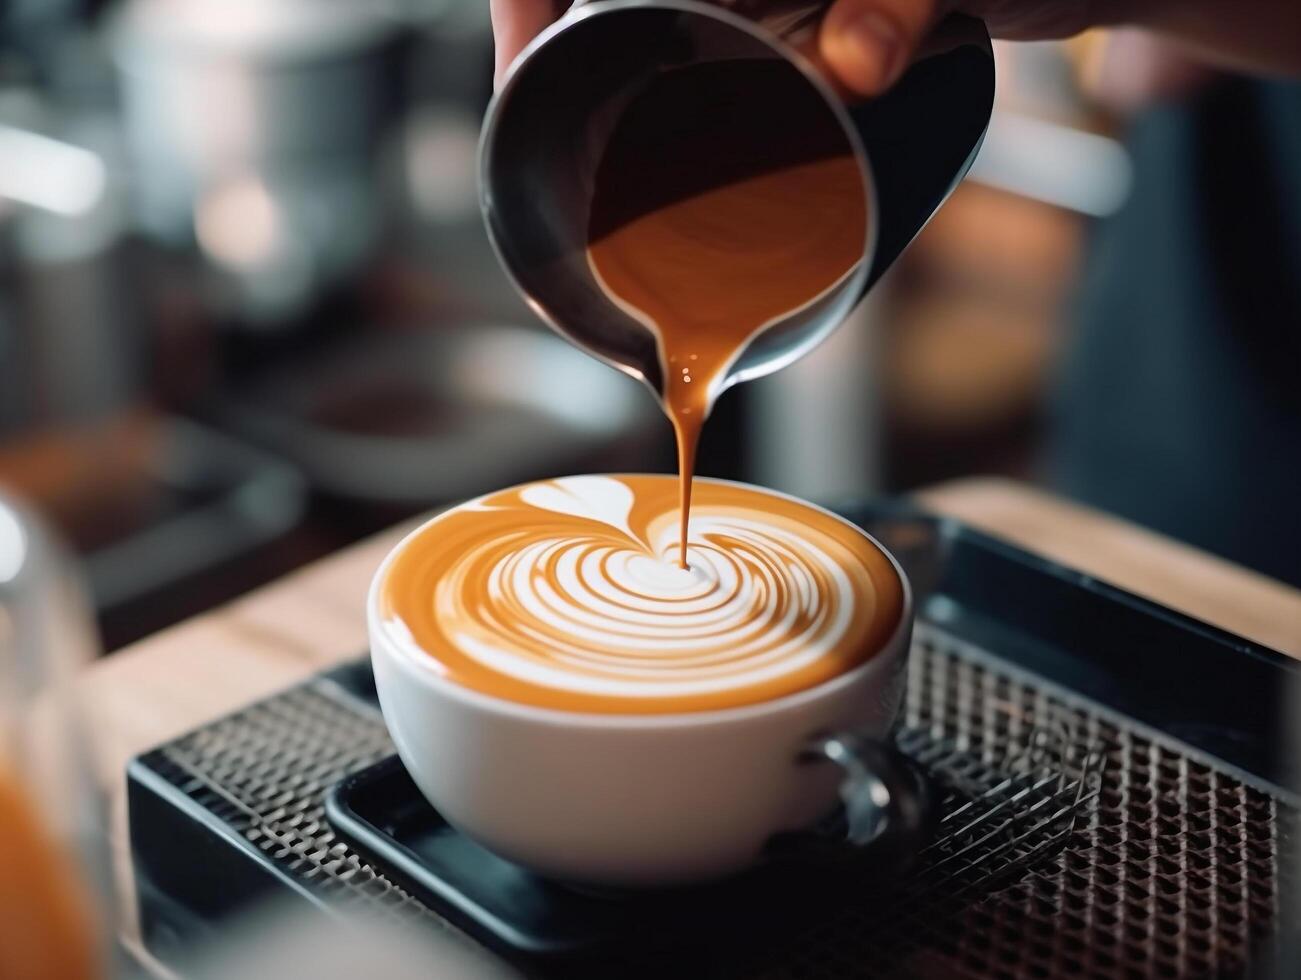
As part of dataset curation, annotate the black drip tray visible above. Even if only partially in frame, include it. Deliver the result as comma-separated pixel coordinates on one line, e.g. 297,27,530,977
127,507,1300,979
324,759,859,971
323,709,1093,974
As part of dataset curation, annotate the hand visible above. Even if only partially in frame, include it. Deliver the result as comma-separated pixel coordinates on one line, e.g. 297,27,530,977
819,1,1097,94
490,0,568,86
491,2,1300,96
489,0,1099,95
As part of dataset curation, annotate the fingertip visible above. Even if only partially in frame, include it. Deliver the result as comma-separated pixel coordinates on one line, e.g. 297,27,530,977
490,0,561,91
821,4,908,97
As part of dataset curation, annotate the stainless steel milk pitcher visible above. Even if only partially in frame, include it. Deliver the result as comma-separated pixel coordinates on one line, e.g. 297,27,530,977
480,0,994,403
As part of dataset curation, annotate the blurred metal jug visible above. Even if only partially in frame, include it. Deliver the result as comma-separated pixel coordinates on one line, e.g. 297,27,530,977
479,0,993,405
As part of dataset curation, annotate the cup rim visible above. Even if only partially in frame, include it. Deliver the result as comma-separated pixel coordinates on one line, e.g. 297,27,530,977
368,474,913,731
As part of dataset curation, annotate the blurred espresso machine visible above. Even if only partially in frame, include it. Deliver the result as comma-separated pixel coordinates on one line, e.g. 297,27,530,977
0,0,662,649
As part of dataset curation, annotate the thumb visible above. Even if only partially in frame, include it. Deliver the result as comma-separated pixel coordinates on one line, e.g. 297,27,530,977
491,0,564,87
820,0,944,96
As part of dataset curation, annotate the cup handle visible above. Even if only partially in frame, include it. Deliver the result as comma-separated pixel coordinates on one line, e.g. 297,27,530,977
764,733,936,877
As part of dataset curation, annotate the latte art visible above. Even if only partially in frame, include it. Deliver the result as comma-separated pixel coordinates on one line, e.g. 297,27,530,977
586,59,868,568
380,475,903,714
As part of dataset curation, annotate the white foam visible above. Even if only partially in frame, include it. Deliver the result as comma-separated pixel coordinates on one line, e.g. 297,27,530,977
419,478,863,700
519,475,636,537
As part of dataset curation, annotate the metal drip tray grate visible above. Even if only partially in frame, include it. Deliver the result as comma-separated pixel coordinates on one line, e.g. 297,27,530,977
742,631,1295,979
131,622,1296,978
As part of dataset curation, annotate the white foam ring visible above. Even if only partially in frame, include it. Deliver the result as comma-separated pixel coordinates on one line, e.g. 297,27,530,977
431,476,865,700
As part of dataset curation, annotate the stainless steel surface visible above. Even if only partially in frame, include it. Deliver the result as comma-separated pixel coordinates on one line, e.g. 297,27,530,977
748,292,885,500
479,0,992,408
214,322,662,505
81,416,306,611
109,0,407,321
0,106,135,440
135,615,1296,976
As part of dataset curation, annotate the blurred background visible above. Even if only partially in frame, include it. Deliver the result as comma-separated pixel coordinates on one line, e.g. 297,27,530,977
0,0,1295,653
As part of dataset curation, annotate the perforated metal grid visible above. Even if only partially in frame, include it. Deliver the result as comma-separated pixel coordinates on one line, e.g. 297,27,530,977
735,631,1296,979
146,624,1295,977
145,685,466,932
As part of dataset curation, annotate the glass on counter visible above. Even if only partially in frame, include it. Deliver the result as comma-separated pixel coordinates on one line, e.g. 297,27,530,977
0,493,109,980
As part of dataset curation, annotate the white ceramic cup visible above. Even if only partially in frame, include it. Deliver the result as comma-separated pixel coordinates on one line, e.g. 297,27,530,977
368,489,915,888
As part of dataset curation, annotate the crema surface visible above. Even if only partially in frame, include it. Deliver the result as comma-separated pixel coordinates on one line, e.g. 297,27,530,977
379,475,902,714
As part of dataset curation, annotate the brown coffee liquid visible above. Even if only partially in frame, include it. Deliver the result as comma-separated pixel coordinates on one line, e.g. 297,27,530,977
0,767,99,980
587,59,868,567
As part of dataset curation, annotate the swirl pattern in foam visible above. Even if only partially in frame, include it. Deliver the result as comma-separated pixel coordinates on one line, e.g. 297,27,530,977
379,475,903,714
